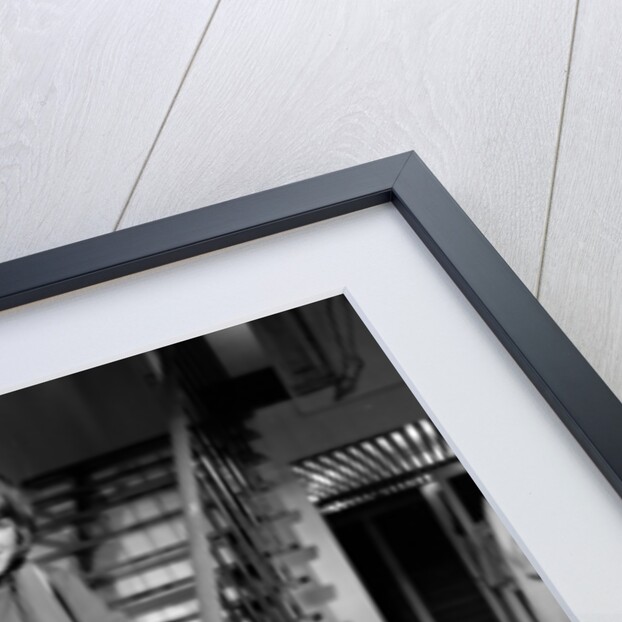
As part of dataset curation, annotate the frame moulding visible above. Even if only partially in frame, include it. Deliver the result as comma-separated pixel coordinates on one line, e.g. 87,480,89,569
1,150,621,506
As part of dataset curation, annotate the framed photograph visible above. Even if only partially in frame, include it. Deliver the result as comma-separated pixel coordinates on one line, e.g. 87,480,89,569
0,152,620,622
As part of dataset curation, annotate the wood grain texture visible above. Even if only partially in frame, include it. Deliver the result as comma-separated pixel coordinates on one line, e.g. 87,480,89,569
0,0,218,262
119,0,576,291
539,1,622,400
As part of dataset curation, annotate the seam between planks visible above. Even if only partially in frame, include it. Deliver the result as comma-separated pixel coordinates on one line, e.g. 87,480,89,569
113,0,225,232
534,0,581,299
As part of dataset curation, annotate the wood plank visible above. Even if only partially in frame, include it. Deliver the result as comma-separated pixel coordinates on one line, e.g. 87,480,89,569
119,0,576,290
538,1,622,400
0,0,218,262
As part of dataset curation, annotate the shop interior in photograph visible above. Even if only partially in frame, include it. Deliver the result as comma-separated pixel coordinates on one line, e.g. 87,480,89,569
0,295,569,622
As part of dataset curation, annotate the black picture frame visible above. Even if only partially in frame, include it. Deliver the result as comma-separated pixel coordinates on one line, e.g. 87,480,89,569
1,150,621,503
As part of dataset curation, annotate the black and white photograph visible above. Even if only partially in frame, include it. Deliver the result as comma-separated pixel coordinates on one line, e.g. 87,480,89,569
0,296,570,622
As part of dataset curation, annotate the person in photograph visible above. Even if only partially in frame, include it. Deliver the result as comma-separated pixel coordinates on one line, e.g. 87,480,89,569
0,476,127,622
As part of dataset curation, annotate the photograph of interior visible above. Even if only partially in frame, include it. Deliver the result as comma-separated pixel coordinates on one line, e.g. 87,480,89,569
0,295,569,622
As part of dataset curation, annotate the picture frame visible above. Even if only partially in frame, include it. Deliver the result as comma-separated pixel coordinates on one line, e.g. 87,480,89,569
2,150,620,498
0,151,620,619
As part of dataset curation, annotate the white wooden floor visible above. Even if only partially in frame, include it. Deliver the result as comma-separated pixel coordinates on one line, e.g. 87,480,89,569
1,3,620,398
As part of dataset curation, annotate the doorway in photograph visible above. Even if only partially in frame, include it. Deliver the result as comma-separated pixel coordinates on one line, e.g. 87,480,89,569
0,295,569,622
